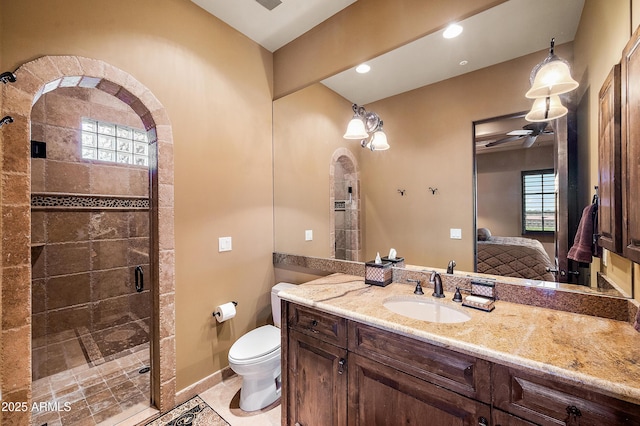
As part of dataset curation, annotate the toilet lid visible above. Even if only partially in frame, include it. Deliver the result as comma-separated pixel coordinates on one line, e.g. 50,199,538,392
229,325,280,361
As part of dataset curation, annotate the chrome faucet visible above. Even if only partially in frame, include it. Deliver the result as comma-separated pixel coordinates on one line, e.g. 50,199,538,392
407,278,424,295
447,260,456,274
430,271,445,298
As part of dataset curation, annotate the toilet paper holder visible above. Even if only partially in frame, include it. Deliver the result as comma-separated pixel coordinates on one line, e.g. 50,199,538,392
212,301,238,318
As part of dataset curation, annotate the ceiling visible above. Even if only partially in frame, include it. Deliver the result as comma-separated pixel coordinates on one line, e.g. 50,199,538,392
192,0,585,105
190,0,356,52
322,0,585,104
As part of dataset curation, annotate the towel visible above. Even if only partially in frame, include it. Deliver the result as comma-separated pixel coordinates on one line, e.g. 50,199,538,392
567,203,599,263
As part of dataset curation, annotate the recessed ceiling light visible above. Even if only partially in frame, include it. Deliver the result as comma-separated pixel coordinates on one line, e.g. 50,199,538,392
443,23,463,39
355,63,371,74
459,60,468,66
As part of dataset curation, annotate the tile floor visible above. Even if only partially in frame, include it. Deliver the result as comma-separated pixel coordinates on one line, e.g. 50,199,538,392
31,343,151,426
32,342,280,426
199,375,282,426
114,374,281,426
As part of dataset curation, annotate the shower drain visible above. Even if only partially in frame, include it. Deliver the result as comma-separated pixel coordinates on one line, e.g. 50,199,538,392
139,366,151,374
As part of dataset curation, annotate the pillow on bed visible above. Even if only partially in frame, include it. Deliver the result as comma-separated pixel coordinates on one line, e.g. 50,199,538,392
477,228,491,241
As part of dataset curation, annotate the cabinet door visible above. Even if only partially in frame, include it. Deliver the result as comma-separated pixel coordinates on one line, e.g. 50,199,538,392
348,353,490,426
349,321,491,404
598,63,622,254
287,329,347,426
621,25,640,262
493,365,640,425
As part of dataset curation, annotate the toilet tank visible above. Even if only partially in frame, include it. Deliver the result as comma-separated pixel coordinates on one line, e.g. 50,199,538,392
271,282,296,328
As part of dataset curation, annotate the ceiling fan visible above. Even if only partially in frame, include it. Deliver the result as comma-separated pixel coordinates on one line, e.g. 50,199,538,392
484,122,553,148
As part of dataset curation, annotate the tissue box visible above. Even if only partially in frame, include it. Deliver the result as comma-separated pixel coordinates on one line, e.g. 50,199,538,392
365,261,392,286
381,256,405,268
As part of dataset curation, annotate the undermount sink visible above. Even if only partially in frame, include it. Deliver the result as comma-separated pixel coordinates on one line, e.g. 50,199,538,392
383,297,471,323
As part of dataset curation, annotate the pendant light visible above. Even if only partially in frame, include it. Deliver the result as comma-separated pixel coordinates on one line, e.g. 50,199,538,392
525,95,568,122
526,38,579,99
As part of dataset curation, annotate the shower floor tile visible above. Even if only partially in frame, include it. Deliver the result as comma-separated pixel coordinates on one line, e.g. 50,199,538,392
31,343,150,426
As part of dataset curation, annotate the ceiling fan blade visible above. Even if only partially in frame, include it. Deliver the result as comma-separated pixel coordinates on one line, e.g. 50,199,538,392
521,135,537,148
523,121,551,136
485,135,522,147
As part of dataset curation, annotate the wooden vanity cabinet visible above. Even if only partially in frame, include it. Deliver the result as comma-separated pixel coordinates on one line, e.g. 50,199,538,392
282,302,640,426
621,25,640,263
598,63,623,254
283,302,491,426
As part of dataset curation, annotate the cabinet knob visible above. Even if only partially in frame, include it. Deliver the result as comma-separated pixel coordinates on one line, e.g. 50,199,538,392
338,358,346,375
309,319,319,333
566,405,582,421
478,417,488,426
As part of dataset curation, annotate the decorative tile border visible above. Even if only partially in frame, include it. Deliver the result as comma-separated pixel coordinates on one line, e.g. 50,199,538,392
31,193,149,209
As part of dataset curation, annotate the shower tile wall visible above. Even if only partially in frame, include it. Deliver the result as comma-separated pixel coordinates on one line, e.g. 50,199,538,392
30,87,150,380
334,168,359,261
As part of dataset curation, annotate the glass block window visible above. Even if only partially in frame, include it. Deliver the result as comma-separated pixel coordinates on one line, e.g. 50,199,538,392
522,169,555,234
81,118,149,167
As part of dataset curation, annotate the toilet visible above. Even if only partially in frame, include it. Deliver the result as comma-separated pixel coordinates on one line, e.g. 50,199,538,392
228,282,296,412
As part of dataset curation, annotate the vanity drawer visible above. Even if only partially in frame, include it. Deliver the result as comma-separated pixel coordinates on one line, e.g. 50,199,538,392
493,365,640,425
287,303,347,348
348,322,491,403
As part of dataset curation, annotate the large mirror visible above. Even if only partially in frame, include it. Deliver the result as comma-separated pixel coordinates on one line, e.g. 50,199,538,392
273,0,634,297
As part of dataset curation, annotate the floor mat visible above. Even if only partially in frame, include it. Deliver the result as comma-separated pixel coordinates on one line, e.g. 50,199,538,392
145,396,230,426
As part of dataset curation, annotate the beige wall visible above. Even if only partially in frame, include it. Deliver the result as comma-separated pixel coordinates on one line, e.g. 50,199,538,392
273,84,358,256
0,0,274,391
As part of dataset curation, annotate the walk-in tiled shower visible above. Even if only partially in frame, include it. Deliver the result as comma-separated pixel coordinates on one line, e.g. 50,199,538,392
30,86,152,425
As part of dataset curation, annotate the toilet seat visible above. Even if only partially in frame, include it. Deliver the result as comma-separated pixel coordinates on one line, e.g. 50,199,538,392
228,325,280,365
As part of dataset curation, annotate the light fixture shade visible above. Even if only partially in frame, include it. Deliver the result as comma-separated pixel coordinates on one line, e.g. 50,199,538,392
525,95,567,122
525,59,579,98
369,130,389,151
343,116,368,139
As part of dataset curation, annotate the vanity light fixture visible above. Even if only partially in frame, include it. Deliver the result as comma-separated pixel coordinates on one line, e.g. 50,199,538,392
343,103,389,151
525,38,578,122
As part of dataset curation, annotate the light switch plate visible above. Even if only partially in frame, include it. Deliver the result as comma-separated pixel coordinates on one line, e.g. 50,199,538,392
450,228,462,239
305,230,313,241
218,236,232,252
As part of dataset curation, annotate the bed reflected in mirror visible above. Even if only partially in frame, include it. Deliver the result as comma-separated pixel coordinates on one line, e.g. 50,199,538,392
473,112,589,285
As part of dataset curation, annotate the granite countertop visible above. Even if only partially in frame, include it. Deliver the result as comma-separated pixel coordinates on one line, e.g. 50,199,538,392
279,273,640,406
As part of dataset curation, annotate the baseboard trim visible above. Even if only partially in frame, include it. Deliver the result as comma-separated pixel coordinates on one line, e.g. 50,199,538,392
174,367,236,406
